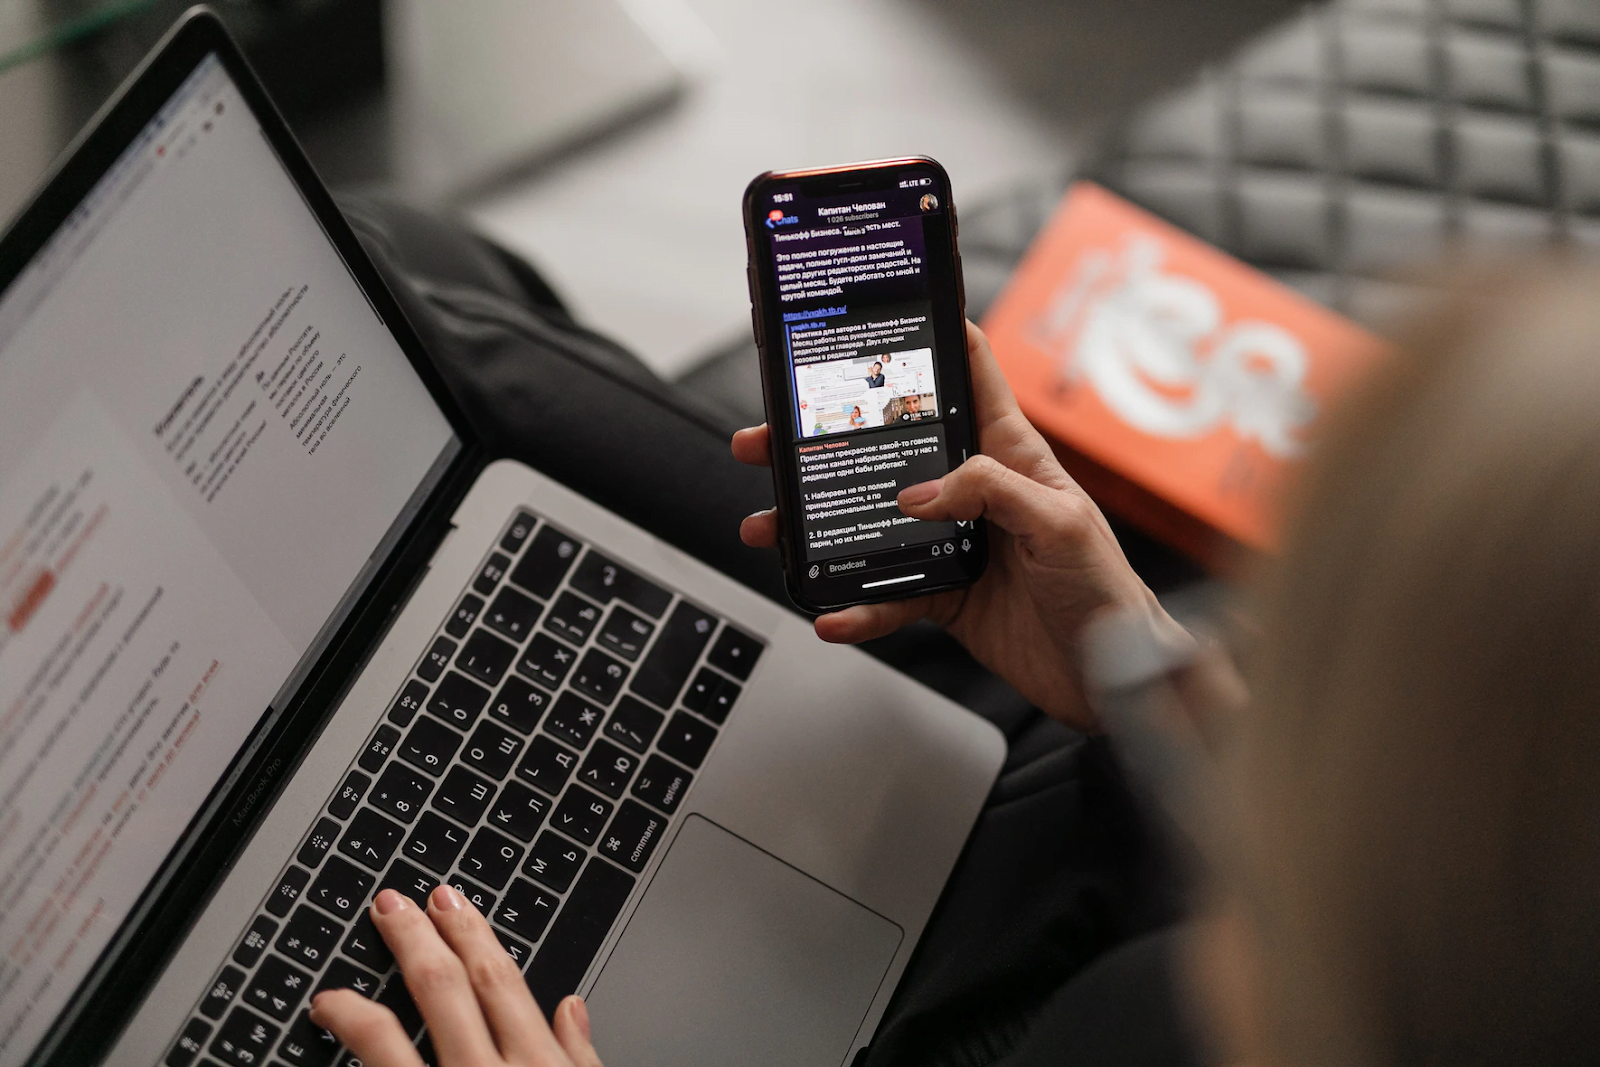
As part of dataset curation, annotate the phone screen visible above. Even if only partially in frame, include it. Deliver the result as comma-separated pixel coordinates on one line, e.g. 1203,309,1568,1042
747,159,985,609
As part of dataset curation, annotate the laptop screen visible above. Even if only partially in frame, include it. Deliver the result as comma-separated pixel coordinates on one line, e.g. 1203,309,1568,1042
0,54,457,1059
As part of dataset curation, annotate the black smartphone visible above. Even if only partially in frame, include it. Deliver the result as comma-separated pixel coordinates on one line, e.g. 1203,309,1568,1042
743,156,988,613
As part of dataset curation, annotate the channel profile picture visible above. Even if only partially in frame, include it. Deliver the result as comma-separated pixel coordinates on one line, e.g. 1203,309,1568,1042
920,193,939,212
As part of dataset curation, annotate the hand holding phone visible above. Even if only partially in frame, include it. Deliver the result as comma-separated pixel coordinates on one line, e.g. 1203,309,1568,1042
734,321,1164,732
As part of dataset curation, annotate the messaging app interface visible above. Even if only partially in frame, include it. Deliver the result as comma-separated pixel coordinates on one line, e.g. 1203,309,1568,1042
762,174,961,569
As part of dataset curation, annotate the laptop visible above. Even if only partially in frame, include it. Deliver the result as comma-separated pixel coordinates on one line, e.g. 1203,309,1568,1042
0,10,1002,1067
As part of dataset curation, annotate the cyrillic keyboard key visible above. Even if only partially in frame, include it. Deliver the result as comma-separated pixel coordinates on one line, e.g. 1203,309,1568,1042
341,913,393,973
426,671,490,730
430,765,494,825
459,826,524,889
543,692,603,750
315,957,379,998
462,718,524,780
369,763,433,824
403,812,469,874
200,965,247,1019
516,633,577,690
398,717,462,777
210,1007,280,1067
388,680,430,727
266,865,310,917
500,511,537,554
628,601,717,709
569,551,672,618
551,785,612,846
706,624,764,680
522,831,585,893
489,675,551,735
307,856,375,920
277,1011,339,1067
445,594,483,640
495,927,533,970
446,872,497,914
578,740,639,799
525,860,635,1017
483,586,541,643
233,915,278,968
418,636,456,682
244,954,311,1021
510,525,581,599
358,726,400,773
604,696,663,754
598,800,665,872
516,735,578,794
543,591,602,646
457,628,516,686
596,604,653,661
328,772,369,820
570,648,628,705
494,878,559,942
473,552,512,596
656,711,717,769
379,857,440,906
167,1017,211,1066
275,906,342,971
376,976,424,1037
631,755,692,815
488,781,550,842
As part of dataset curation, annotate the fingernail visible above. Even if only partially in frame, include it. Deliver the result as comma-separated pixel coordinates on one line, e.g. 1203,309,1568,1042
899,480,941,507
432,884,465,911
374,889,407,915
571,995,591,1041
307,992,327,1022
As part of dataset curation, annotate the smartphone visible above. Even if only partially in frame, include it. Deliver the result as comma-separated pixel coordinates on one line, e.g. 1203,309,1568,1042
743,156,988,613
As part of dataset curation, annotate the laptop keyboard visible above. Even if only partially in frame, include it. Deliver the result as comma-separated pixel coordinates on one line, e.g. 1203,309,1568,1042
163,510,764,1067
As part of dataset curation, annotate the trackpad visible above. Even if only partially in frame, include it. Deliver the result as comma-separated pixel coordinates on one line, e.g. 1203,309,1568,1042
585,816,903,1067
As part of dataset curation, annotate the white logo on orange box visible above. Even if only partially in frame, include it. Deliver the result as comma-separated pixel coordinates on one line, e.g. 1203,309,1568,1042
1030,236,1316,458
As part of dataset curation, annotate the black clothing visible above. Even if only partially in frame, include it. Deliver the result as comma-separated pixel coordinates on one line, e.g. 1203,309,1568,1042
866,373,886,387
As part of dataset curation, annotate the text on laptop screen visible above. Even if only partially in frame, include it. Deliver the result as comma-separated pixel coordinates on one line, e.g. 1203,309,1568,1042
0,55,457,1058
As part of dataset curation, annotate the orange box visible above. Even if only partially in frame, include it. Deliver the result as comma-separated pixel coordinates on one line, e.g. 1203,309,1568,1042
981,182,1388,568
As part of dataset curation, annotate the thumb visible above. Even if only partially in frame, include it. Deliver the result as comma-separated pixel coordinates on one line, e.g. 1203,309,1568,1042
553,995,603,1067
898,454,1099,558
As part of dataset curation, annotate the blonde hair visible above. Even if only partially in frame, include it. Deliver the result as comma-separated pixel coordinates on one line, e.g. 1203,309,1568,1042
1234,264,1600,1066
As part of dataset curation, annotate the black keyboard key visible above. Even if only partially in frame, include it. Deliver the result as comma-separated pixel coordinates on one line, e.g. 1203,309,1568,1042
358,726,401,774
234,915,279,968
523,832,585,893
445,873,497,914
483,586,542,643
604,695,663,754
276,906,343,971
578,740,639,799
338,808,405,871
328,772,370,820
277,1012,340,1067
398,717,463,777
369,763,433,824
501,511,537,554
516,633,577,690
445,594,484,640
375,977,424,1037
657,711,717,769
166,1017,211,1067
297,818,342,869
494,928,533,970
542,591,602,646
598,800,665,873
629,601,718,709
681,667,719,713
388,680,430,727
462,719,525,780
488,781,550,842
426,671,490,731
211,1011,280,1067
341,912,394,972
474,552,512,596
632,754,693,815
431,765,495,825
244,955,312,1021
570,551,672,618
379,857,441,906
551,785,613,846
403,812,469,874
489,675,551,735
543,691,603,750
315,957,380,998
457,628,517,686
510,525,581,598
596,604,654,661
459,826,525,889
307,857,376,920
418,636,456,682
704,677,741,725
200,965,248,1020
517,735,579,794
211,1007,279,1067
494,878,559,942
525,860,635,1018
707,624,764,680
415,1031,439,1067
266,866,311,918
571,648,628,704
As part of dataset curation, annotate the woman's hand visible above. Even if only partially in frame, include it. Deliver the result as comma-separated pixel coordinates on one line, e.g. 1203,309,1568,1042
733,322,1172,730
310,887,602,1067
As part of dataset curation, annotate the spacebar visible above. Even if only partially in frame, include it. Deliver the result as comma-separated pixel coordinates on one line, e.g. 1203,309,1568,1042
525,858,636,1018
